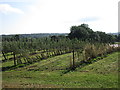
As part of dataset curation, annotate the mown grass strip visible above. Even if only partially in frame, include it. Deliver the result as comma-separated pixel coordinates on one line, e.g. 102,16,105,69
2,52,72,71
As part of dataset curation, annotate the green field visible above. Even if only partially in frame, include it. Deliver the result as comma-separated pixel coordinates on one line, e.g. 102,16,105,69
2,52,119,88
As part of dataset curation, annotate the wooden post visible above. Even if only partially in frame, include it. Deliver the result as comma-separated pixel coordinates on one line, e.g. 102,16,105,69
13,52,16,66
72,49,75,69
70,56,73,68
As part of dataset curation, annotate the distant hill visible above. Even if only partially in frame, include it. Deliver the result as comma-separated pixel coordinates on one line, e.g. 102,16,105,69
1,32,119,38
1,33,68,38
107,32,120,36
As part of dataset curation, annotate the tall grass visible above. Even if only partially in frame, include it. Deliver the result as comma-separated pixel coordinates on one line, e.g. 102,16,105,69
82,43,119,63
68,43,120,70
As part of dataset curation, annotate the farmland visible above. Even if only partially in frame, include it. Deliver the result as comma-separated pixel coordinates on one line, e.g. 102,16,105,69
2,52,119,88
1,24,120,88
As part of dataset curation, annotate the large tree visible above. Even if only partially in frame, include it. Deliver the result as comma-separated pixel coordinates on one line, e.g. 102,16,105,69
68,24,94,41
68,23,117,43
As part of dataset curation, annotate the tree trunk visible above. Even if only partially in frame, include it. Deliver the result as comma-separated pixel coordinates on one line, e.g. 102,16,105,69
13,52,16,66
72,49,75,69
2,51,7,61
2,52,7,61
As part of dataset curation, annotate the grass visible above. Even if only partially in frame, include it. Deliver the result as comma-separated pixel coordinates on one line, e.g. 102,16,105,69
114,42,120,44
1,60,14,68
76,52,118,74
2,52,119,88
1,52,72,71
1,50,71,70
13,53,72,71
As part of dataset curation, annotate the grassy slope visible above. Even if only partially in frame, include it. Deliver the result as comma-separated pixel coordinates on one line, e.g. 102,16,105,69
2,52,119,88
1,50,69,68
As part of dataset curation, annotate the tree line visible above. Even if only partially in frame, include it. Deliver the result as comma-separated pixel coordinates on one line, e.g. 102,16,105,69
68,24,120,43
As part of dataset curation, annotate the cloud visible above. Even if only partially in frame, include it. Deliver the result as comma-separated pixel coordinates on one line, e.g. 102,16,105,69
0,4,24,14
80,17,100,22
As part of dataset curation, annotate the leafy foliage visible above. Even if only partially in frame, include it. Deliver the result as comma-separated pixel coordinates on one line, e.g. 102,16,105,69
68,24,117,43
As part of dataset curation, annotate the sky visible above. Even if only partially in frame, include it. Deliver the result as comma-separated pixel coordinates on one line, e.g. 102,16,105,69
0,0,119,35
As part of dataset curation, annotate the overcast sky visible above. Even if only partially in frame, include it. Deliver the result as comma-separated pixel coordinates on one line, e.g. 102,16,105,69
0,0,119,35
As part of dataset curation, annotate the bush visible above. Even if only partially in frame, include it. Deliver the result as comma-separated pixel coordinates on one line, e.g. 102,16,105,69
83,44,97,61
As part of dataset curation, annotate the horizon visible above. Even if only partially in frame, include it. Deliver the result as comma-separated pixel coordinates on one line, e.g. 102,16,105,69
0,0,119,35
1,32,120,36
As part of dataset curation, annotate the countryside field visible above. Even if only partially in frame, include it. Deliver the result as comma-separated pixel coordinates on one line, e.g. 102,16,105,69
1,24,120,89
2,51,119,88
0,0,119,89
